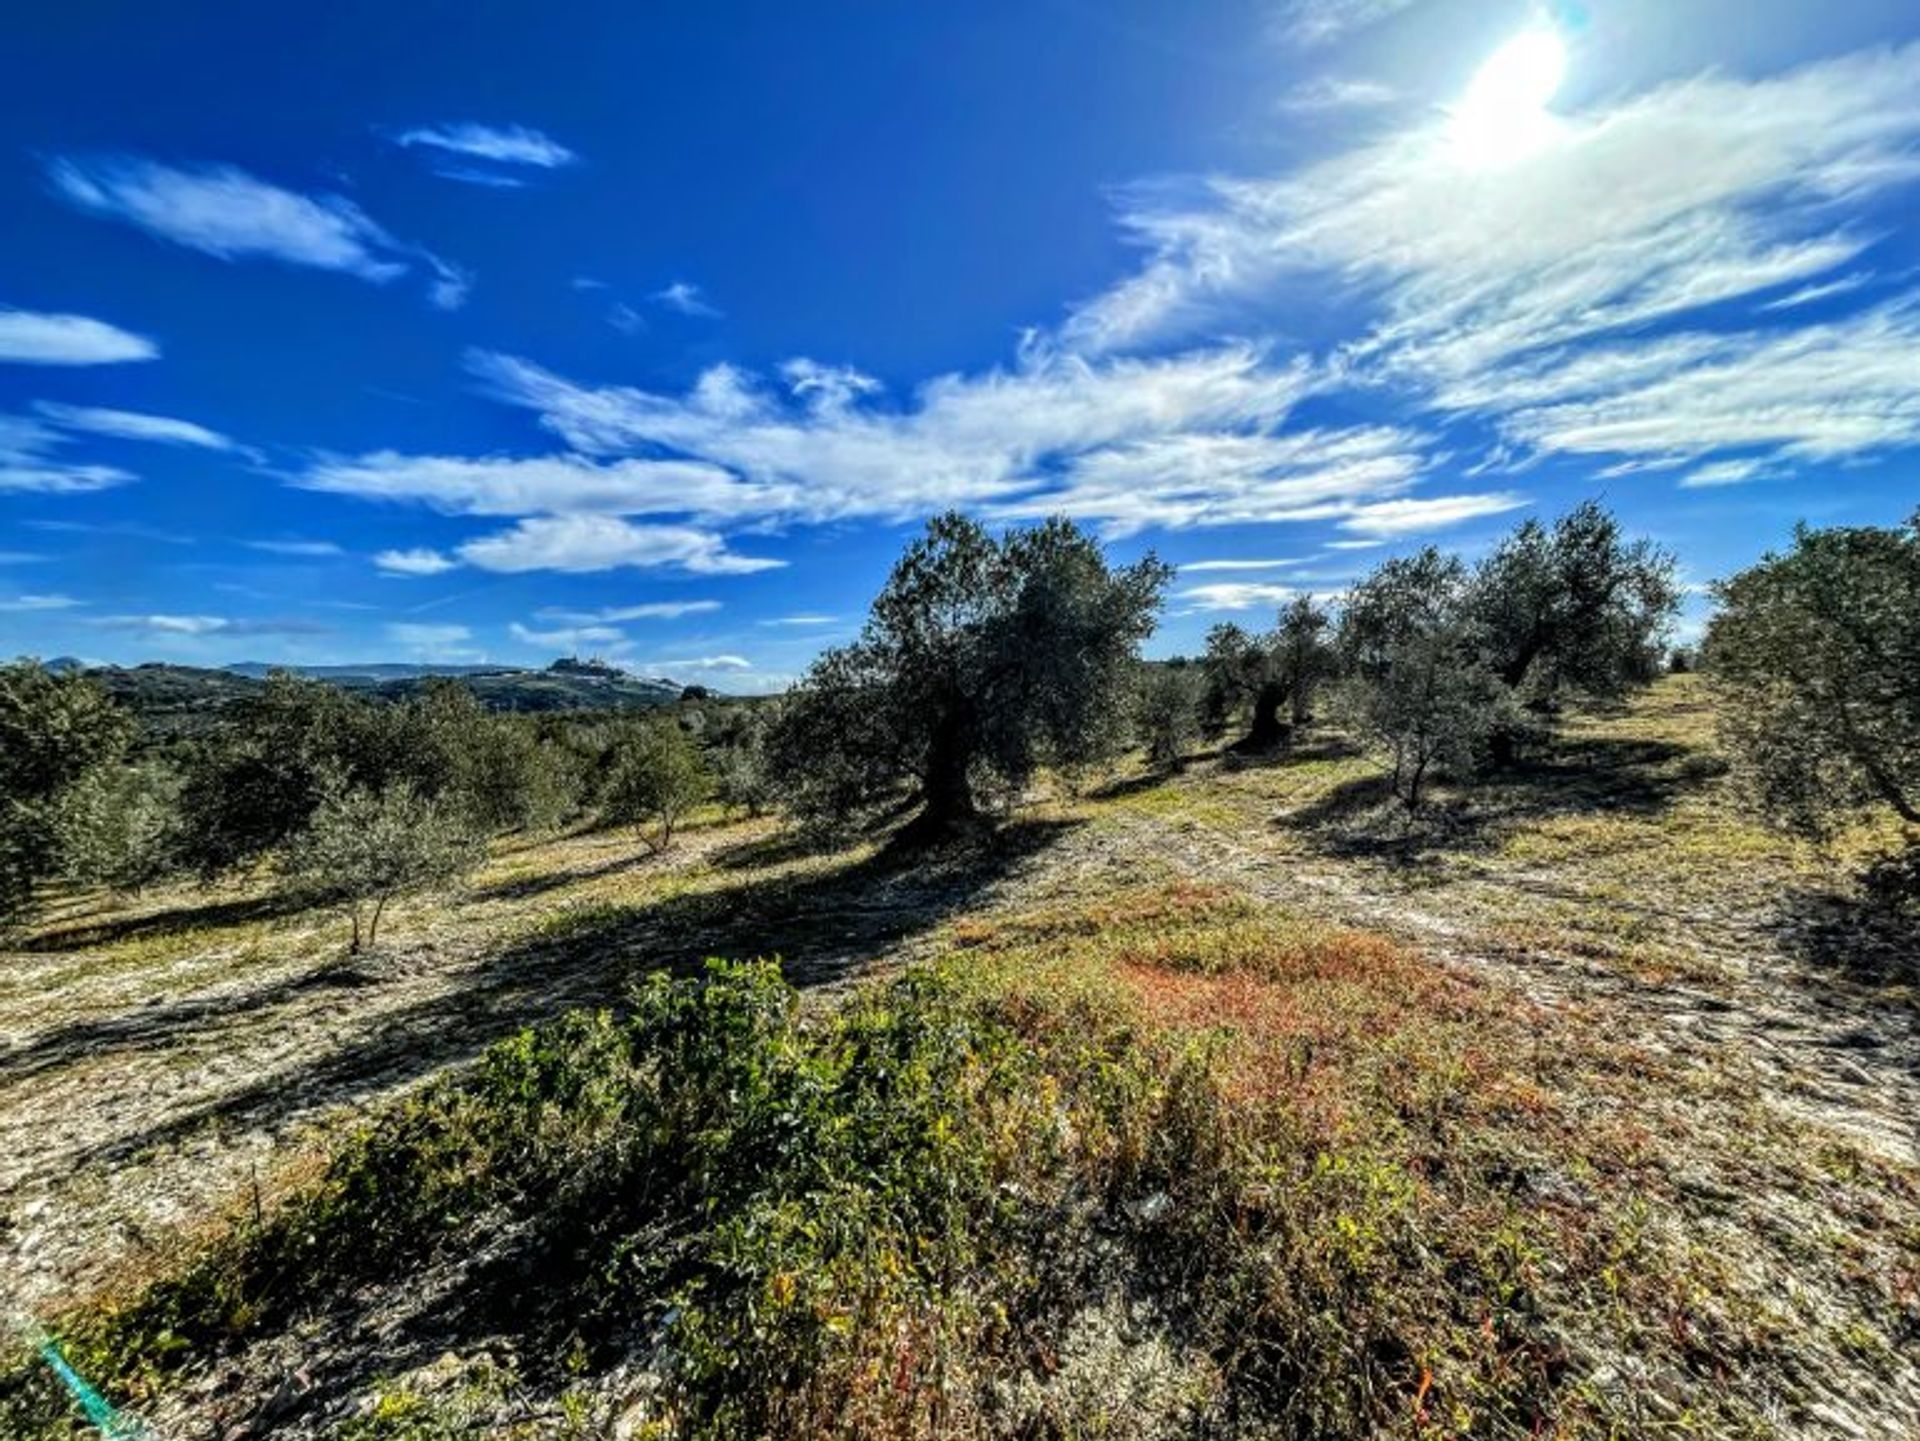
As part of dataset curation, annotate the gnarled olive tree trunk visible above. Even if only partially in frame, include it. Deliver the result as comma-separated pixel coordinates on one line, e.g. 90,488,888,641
917,700,982,835
1243,680,1293,751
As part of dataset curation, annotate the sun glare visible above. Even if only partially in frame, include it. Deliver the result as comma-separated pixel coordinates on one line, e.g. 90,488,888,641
1450,28,1568,168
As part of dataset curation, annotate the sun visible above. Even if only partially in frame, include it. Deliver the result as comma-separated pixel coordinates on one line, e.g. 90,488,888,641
1449,29,1568,168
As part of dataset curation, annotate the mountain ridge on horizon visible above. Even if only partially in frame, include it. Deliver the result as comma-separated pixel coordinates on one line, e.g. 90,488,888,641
36,656,712,726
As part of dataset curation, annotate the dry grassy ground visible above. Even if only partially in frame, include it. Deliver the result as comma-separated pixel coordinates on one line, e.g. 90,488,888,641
2,676,1915,1437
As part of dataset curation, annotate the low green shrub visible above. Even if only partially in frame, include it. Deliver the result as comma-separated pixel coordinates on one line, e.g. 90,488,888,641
2,963,1162,1439
4,952,1611,1439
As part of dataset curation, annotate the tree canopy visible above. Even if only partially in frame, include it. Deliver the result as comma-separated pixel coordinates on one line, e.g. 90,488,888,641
1469,500,1679,752
1336,548,1514,810
1201,597,1336,749
1705,509,1920,842
0,662,134,926
772,513,1171,835
603,719,709,852
175,673,364,878
281,779,484,952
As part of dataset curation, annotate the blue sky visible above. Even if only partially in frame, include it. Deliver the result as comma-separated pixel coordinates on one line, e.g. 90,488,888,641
3,0,1917,691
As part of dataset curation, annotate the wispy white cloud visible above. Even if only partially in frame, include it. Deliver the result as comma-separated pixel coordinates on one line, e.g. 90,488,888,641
389,122,578,169
1678,458,1772,489
1278,75,1398,113
0,464,131,495
48,156,469,307
424,263,472,311
50,156,402,277
984,425,1431,538
474,343,1312,489
509,620,625,651
1758,272,1874,312
781,358,882,411
1061,41,1920,488
0,307,157,366
1335,492,1527,536
1177,581,1299,612
0,414,134,494
1180,558,1305,572
536,600,721,623
298,341,1454,548
90,613,327,636
246,538,342,556
0,593,80,612
34,401,235,450
429,166,528,190
1487,305,1920,465
411,344,1521,547
303,451,763,518
1270,0,1421,49
759,613,838,627
457,516,783,576
374,547,458,576
1073,46,1920,360
467,345,1416,530
92,614,228,636
651,281,721,318
635,654,752,673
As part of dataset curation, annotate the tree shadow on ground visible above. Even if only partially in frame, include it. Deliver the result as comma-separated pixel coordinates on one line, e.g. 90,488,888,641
1276,734,1725,862
1209,728,1364,771
1086,769,1178,802
0,964,361,1087
58,817,1080,1181
708,825,843,872
1767,884,1920,999
20,889,305,954
1765,880,1920,1171
469,846,663,903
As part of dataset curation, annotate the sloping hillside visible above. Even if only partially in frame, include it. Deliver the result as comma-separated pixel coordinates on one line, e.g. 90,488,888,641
1,677,1914,1438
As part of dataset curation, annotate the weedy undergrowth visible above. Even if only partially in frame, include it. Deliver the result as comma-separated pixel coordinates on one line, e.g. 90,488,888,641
7,910,1902,1439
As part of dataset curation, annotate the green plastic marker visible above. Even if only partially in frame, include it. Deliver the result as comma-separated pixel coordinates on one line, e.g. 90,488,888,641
13,1317,157,1440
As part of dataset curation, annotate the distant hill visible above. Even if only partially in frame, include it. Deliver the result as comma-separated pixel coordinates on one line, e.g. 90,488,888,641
84,658,698,733
378,666,686,712
222,661,517,682
87,663,266,728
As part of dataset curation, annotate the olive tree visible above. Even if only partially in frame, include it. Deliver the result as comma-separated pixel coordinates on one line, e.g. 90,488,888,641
450,717,579,836
1469,501,1679,761
1134,662,1202,774
603,720,709,852
1199,623,1279,745
176,672,369,877
771,513,1171,836
281,780,483,952
1328,504,1679,811
712,710,778,818
0,661,134,927
1274,596,1337,728
1198,597,1336,750
1704,511,1919,890
368,681,578,835
51,759,182,895
1336,550,1513,812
